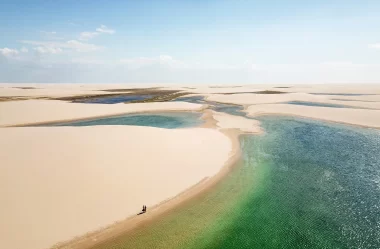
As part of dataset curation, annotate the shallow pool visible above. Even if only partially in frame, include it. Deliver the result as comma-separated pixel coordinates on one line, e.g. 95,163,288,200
49,112,203,129
285,101,350,108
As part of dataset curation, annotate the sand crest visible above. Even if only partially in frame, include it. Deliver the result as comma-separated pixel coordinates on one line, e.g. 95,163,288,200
246,104,380,128
0,100,203,126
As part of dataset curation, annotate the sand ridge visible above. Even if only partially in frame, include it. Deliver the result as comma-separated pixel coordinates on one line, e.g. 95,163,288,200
0,100,204,127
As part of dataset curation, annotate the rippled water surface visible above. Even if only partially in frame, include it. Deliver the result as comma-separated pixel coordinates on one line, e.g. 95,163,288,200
203,117,380,248
95,117,380,249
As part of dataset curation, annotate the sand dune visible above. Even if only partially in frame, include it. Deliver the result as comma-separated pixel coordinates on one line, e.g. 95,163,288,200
0,100,203,126
212,111,262,133
0,126,231,249
206,92,328,105
246,104,380,128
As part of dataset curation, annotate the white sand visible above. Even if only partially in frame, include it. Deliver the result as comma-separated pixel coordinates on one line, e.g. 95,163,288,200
0,100,203,126
0,126,231,249
1,83,380,249
246,104,380,128
212,111,262,133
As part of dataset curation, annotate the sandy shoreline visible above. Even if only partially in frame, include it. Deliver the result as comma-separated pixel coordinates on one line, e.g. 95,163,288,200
0,126,234,249
0,88,259,249
0,100,204,127
1,83,380,249
245,104,380,129
52,128,244,249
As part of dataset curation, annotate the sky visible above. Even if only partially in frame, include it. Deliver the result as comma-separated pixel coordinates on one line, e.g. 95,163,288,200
1,0,380,84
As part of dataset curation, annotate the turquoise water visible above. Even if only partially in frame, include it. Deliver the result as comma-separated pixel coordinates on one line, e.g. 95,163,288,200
50,112,203,129
201,117,380,249
93,116,380,249
174,96,246,117
285,101,373,109
210,102,246,117
174,96,205,104
285,101,349,108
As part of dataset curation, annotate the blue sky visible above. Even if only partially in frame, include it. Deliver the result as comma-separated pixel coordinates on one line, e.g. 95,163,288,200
1,0,380,83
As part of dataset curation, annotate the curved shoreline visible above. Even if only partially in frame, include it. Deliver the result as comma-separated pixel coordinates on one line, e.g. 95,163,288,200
26,106,248,249
51,127,244,249
4,105,209,128
49,107,380,249
247,112,380,130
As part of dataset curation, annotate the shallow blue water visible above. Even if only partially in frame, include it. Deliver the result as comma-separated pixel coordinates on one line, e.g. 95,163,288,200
50,112,203,129
311,93,376,96
73,95,153,104
174,96,206,104
97,116,380,249
210,103,246,117
285,101,350,108
174,96,246,116
207,117,380,248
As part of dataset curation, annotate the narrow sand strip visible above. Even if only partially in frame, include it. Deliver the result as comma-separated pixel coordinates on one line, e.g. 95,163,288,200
246,104,380,128
212,111,262,133
0,100,203,126
207,92,380,109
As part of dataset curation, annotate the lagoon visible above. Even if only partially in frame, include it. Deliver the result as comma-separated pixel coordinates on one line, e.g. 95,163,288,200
94,116,380,249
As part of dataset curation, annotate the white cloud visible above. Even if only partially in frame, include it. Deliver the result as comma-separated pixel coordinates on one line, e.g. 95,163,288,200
96,25,115,34
0,48,19,57
40,31,57,35
34,46,63,54
20,47,29,53
66,40,102,52
369,43,380,49
21,40,102,53
79,31,99,41
119,55,186,69
78,25,114,41
71,58,107,65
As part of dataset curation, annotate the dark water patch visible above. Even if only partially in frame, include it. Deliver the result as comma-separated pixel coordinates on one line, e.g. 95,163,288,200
173,96,246,116
223,90,288,95
45,112,203,129
332,98,380,103
73,95,153,104
285,101,350,108
209,103,246,117
285,101,377,110
13,87,37,89
311,93,377,96
173,96,206,104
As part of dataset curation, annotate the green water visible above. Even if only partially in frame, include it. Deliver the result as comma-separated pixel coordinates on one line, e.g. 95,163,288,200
94,117,380,249
48,112,203,129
